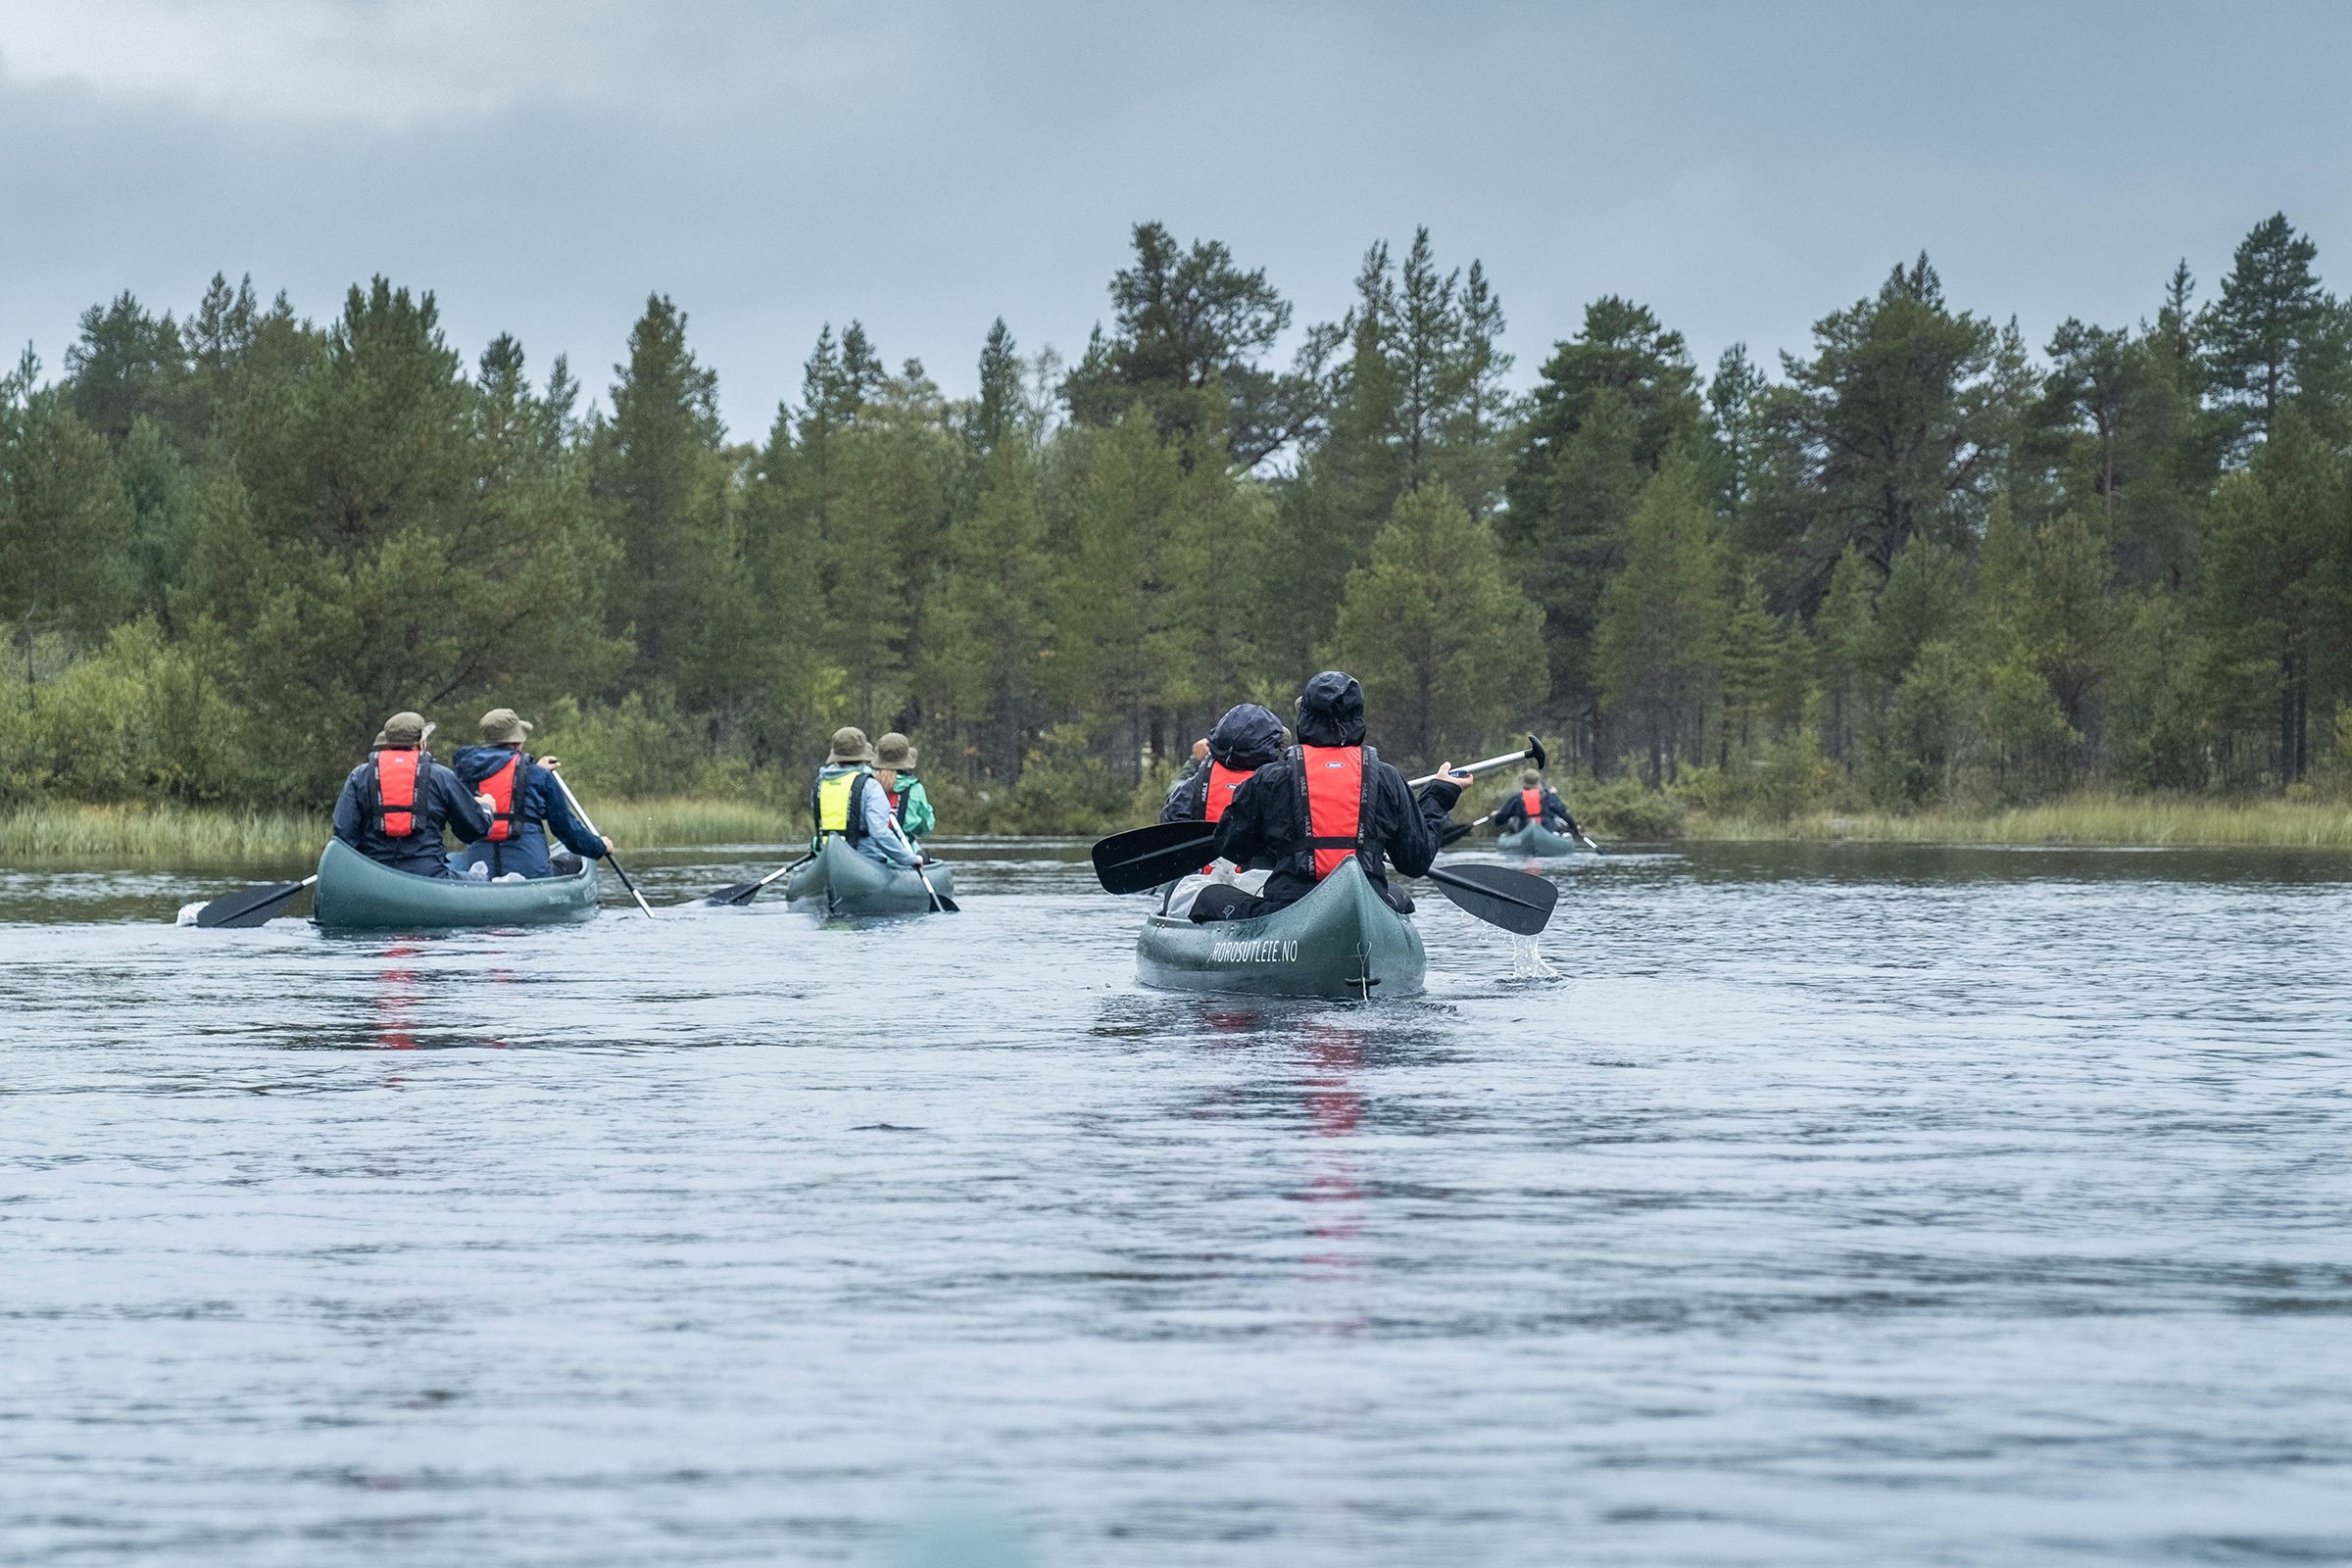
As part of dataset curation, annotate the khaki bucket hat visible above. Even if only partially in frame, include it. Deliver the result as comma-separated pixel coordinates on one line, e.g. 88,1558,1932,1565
372,711,428,748
1520,767,1544,788
480,707,534,744
827,726,876,764
874,732,916,768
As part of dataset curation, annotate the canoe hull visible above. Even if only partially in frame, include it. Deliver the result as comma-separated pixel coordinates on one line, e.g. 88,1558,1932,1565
784,835,956,916
312,837,600,931
1135,858,1425,1001
1495,822,1584,858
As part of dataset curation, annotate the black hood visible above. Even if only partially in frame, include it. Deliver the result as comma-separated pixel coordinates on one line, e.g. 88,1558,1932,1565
1207,703,1284,769
1294,670,1366,748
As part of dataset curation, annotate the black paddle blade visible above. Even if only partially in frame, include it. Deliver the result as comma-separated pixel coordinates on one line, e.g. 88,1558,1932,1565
704,881,765,906
194,879,307,928
1527,732,1546,771
1091,820,1219,895
916,872,960,913
1425,863,1558,936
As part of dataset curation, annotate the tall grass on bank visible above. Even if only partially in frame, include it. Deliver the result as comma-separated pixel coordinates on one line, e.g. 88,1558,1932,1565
0,798,803,869
9,790,2352,869
1686,794,2352,850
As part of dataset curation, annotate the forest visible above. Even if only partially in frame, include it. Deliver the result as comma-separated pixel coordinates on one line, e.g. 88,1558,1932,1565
3,214,2350,833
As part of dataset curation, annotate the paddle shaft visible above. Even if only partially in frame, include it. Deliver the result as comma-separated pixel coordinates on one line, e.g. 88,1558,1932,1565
1408,736,1545,790
548,770,654,918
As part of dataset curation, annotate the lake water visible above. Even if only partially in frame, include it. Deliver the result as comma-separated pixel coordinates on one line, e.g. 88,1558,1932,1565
4,840,2349,1566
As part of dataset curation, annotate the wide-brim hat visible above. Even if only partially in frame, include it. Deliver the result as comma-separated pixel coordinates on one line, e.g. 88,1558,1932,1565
480,707,533,744
372,710,428,748
827,725,875,764
874,732,916,768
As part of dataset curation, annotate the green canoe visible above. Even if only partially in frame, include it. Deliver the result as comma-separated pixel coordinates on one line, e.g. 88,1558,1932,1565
312,836,601,931
784,834,956,916
1134,858,1426,1001
1495,822,1586,858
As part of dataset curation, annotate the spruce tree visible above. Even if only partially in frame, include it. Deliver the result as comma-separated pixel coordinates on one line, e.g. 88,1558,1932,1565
1326,484,1544,768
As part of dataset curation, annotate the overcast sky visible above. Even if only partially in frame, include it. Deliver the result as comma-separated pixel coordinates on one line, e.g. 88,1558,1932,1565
3,0,2345,437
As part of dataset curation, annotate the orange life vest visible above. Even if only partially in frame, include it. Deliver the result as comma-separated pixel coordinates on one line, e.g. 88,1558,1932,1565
1292,743,1376,882
370,749,422,838
1521,786,1544,822
479,752,527,842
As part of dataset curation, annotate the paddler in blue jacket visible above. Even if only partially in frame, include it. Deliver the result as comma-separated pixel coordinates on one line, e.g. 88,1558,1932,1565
448,707,613,879
810,726,923,869
329,711,496,878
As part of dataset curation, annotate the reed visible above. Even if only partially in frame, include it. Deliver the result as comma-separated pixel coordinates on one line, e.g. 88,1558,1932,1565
1687,793,2352,850
0,797,802,868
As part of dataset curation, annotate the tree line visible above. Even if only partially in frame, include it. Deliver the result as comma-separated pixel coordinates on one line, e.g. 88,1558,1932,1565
3,214,2349,829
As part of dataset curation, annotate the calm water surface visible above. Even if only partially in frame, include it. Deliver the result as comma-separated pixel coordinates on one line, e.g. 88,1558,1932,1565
4,840,2350,1566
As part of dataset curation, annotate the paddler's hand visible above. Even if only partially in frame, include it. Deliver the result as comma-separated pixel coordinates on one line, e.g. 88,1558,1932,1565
538,755,562,770
600,836,614,857
475,793,497,812
1434,763,1474,788
1191,737,1210,763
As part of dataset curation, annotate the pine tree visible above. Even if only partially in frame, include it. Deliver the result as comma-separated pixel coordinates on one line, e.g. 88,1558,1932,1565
1776,256,2016,584
1432,259,1514,521
2204,213,2351,450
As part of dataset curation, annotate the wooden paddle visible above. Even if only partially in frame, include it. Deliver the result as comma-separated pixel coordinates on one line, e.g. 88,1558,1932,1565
548,769,653,918
1091,735,1550,895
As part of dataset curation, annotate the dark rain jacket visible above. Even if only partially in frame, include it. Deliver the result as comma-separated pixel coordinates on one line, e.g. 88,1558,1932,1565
330,749,495,878
1205,673,1460,911
1160,703,1286,824
448,745,608,878
1493,785,1579,836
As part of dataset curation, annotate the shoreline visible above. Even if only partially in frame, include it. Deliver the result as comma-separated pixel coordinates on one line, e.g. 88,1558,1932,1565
6,792,2352,869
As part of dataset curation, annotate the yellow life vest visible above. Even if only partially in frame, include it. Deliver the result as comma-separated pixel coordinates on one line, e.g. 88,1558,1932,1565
812,768,869,840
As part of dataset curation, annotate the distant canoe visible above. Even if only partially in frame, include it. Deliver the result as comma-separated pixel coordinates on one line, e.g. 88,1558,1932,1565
312,837,601,931
784,835,956,916
1135,858,1425,1001
1495,822,1586,858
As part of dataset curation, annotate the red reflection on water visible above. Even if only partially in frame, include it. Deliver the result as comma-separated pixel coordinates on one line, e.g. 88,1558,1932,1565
1298,1021,1366,1335
374,944,420,1052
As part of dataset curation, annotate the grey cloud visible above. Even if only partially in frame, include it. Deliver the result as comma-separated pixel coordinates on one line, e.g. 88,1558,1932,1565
3,0,2348,438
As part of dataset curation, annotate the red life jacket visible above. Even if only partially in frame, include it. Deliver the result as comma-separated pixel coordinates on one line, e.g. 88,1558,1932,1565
476,751,532,841
1197,760,1255,873
370,749,422,838
1521,786,1544,822
1291,743,1377,882
1202,761,1251,824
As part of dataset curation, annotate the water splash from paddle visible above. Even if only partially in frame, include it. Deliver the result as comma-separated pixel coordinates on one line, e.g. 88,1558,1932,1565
1508,933,1557,980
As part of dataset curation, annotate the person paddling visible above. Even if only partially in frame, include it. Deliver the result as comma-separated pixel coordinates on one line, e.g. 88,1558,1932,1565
811,726,923,871
330,711,496,878
1491,767,1582,840
872,732,936,843
1193,672,1470,923
450,708,614,880
1160,703,1284,827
